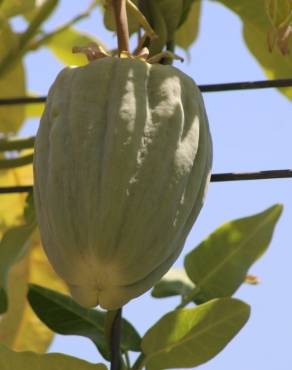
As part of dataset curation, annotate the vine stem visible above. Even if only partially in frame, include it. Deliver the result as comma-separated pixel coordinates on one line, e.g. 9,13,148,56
110,308,122,370
175,286,200,310
112,0,130,54
132,353,146,370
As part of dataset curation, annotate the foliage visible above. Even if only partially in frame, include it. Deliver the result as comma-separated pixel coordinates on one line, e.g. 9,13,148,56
210,0,292,99
27,284,141,360
0,344,107,370
141,298,250,370
0,0,288,369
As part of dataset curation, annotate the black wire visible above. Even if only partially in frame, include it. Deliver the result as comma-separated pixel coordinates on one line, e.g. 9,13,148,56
0,78,291,193
0,79,291,105
211,169,292,182
1,169,292,194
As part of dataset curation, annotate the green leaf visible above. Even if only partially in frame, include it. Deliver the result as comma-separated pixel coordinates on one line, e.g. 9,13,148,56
0,193,36,313
178,0,196,27
0,22,26,133
27,284,141,361
142,298,250,370
147,0,168,54
156,0,183,42
46,27,106,66
185,204,283,304
25,102,44,118
210,0,292,99
0,0,34,18
0,344,107,370
151,268,194,299
176,1,201,50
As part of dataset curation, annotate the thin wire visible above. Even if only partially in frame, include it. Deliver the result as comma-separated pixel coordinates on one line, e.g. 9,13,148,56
0,79,291,105
1,169,292,194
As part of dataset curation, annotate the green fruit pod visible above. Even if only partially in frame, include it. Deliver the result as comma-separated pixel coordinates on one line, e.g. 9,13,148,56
33,57,212,310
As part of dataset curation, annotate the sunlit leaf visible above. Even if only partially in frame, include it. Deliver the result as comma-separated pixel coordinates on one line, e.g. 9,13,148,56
0,23,26,134
211,0,292,99
0,165,33,229
25,93,45,118
47,27,106,66
176,1,201,50
0,344,107,370
0,255,29,348
0,0,34,18
0,194,36,313
142,298,250,370
0,229,68,353
28,284,141,360
184,204,283,303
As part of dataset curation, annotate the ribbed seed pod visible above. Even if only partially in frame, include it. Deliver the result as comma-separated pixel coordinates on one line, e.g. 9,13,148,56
33,57,212,310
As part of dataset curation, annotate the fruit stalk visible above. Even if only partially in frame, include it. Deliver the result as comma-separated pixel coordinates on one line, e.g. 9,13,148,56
112,0,130,54
110,308,122,370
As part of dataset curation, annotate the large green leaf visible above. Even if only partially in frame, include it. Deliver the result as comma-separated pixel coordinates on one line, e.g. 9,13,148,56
27,284,141,361
47,27,106,66
176,1,201,50
0,22,26,133
0,344,107,370
0,230,68,353
184,204,283,304
210,0,292,99
0,0,34,18
0,193,36,313
141,298,250,370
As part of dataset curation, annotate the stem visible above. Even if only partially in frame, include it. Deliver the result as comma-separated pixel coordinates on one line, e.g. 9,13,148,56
160,40,175,65
175,286,200,310
132,353,146,370
124,351,131,368
0,136,35,151
0,154,34,169
127,0,156,39
112,0,130,54
27,0,98,51
110,308,122,370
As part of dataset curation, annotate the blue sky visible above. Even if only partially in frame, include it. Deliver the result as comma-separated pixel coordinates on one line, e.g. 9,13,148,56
16,1,292,369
